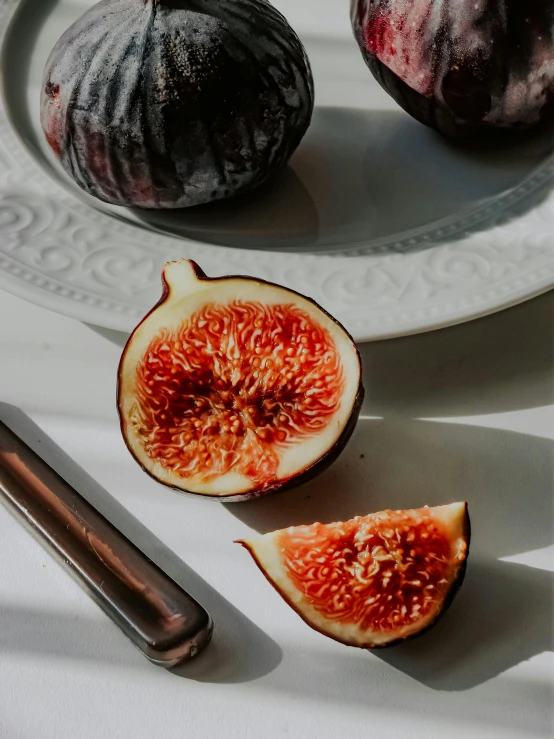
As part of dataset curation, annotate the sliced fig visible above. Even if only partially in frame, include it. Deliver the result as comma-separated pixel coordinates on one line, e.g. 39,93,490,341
238,503,470,647
117,260,363,501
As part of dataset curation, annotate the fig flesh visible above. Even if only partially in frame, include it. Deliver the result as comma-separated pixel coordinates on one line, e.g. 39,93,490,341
238,503,470,647
41,0,313,208
351,0,554,137
117,260,363,501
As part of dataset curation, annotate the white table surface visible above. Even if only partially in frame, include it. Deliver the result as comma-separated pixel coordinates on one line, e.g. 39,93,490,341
0,288,553,739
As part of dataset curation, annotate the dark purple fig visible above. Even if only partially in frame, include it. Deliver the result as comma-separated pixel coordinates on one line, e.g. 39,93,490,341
351,0,554,138
238,503,470,647
41,0,313,208
117,260,363,501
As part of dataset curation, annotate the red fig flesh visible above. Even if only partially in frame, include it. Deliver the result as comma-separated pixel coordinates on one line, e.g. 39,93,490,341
352,0,554,137
117,260,363,501
238,503,470,647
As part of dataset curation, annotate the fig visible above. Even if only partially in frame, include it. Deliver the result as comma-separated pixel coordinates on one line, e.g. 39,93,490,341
41,0,313,209
117,260,363,501
238,503,470,647
351,0,554,137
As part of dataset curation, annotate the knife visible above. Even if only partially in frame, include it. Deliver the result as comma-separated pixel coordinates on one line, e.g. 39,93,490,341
0,420,213,667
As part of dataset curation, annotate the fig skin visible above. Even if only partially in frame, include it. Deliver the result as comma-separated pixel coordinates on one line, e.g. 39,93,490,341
238,503,471,648
351,0,554,138
41,0,314,209
117,260,364,502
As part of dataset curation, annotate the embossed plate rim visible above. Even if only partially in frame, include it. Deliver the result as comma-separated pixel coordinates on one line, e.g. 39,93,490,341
0,0,553,341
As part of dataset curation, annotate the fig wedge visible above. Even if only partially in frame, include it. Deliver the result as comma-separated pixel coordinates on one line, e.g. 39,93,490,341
118,260,363,501
238,503,470,647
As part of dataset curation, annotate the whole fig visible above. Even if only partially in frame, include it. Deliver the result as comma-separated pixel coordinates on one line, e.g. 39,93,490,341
41,0,313,208
351,0,554,138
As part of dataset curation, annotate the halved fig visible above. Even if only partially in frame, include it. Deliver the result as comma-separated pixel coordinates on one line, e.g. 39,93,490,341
117,260,363,501
237,503,470,647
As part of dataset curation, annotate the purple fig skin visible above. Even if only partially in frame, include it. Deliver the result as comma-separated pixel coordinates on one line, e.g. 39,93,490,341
351,0,554,138
41,0,313,209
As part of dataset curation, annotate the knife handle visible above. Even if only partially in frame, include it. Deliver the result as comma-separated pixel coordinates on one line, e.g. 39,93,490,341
0,420,213,667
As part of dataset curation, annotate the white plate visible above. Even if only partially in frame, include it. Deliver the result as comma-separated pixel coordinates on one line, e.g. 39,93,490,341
1,0,553,341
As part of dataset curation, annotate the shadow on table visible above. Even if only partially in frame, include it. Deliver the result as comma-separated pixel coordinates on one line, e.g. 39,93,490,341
0,403,282,684
358,288,554,417
0,604,143,668
228,419,553,559
261,625,552,736
375,558,553,691
227,418,553,693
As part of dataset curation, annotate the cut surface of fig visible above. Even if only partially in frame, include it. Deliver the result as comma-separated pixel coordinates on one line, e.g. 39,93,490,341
238,503,470,647
118,260,363,501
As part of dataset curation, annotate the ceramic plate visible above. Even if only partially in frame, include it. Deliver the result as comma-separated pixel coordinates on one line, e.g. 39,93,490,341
1,0,553,341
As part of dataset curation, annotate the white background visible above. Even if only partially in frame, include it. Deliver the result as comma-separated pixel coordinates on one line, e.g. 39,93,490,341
0,286,552,739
